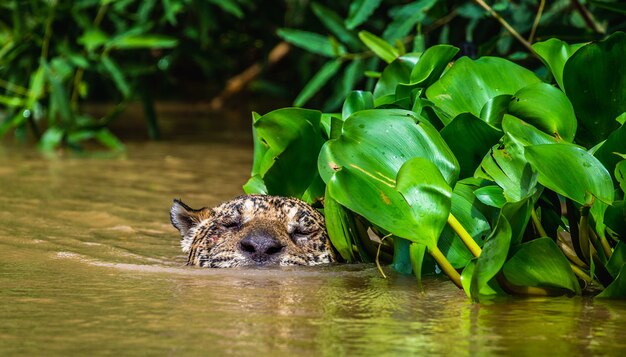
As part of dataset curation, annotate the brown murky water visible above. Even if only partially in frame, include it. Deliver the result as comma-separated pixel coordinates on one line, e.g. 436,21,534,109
1,121,626,356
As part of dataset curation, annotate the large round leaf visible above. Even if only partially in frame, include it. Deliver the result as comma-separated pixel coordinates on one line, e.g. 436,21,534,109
440,113,502,178
525,144,614,206
525,143,614,238
426,56,542,118
532,38,585,90
319,109,458,243
373,53,421,100
319,109,459,185
563,32,626,147
502,238,581,295
508,83,577,142
252,108,325,200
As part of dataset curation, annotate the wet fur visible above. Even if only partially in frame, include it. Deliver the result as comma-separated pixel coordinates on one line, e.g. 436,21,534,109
170,195,336,267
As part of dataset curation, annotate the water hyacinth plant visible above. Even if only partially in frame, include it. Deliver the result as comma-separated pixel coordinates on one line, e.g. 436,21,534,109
244,31,626,301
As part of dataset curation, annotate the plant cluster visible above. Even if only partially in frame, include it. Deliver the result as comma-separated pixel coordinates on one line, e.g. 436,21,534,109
244,31,626,300
277,0,625,112
0,0,262,150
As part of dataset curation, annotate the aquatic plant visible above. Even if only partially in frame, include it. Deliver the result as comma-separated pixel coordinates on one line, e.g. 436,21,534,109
244,31,626,300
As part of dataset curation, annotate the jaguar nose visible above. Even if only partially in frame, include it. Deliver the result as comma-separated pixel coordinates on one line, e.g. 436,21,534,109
239,231,284,262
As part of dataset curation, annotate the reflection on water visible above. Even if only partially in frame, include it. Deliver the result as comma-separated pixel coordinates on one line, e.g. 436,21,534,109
1,137,626,356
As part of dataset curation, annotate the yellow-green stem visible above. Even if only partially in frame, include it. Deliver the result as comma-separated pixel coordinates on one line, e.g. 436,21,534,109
447,213,482,258
429,245,462,289
531,208,548,237
599,234,613,259
569,263,595,286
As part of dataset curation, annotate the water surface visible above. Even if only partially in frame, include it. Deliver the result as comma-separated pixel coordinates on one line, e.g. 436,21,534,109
1,137,626,356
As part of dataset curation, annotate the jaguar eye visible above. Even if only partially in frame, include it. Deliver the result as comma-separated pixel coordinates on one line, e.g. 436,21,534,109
220,215,241,229
291,227,314,244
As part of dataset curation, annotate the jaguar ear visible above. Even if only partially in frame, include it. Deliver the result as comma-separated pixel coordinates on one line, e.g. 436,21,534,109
170,199,211,237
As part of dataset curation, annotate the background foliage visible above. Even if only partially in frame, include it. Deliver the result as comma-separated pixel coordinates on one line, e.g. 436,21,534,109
1,0,624,151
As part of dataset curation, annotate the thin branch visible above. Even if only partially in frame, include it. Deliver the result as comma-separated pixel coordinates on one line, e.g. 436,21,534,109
571,0,605,34
528,0,545,43
472,0,537,56
210,42,291,110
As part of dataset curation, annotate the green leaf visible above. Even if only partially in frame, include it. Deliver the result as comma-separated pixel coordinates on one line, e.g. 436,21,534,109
410,242,428,286
617,161,626,194
294,59,342,107
395,157,453,243
382,0,437,42
525,144,614,206
27,61,47,105
426,56,542,118
440,113,502,179
101,56,131,98
563,32,626,147
409,44,459,87
593,123,626,183
319,109,458,241
0,95,24,107
508,83,577,142
95,129,125,151
597,264,626,298
243,175,268,195
342,91,374,120
503,238,581,295
480,95,512,128
532,38,584,90
277,29,344,57
525,144,614,238
373,53,420,100
346,0,383,30
311,3,361,50
205,0,244,18
469,215,512,300
358,31,400,63
324,187,357,262
607,241,626,278
39,127,64,151
474,186,506,208
501,197,533,245
78,29,110,52
253,108,325,201
476,123,540,202
108,35,178,50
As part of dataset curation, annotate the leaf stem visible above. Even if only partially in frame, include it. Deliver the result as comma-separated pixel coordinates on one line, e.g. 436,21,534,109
528,0,545,43
447,213,482,257
375,234,391,279
471,0,537,56
531,207,548,237
429,244,462,288
570,0,605,34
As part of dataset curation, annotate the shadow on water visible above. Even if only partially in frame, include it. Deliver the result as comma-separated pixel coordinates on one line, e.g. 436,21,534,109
1,106,626,356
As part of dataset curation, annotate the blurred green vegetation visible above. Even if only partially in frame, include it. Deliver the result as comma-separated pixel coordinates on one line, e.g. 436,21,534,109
0,0,624,151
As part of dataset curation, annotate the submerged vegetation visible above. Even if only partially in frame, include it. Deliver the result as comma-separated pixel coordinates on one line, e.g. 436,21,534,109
245,27,626,300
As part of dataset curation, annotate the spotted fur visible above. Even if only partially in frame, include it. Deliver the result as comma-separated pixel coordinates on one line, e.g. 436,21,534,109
170,195,336,267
